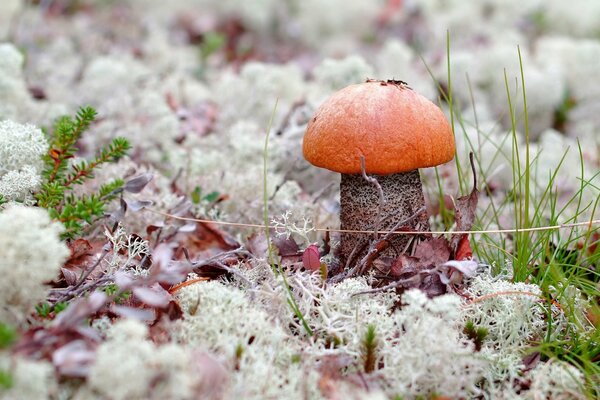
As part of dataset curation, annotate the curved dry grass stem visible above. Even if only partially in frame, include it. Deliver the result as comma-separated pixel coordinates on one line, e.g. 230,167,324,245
144,208,600,237
464,290,564,312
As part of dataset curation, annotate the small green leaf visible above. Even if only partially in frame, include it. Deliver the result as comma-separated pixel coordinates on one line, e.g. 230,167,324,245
200,31,226,60
203,191,220,203
0,370,13,390
0,323,17,349
54,302,68,314
191,186,202,204
35,302,52,318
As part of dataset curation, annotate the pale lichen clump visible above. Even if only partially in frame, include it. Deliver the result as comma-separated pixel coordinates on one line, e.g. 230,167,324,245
294,0,383,53
171,120,316,226
374,39,438,100
0,355,57,399
312,55,374,94
0,43,32,120
464,273,545,350
462,272,548,395
0,205,69,325
0,120,48,204
250,269,485,398
0,43,66,125
213,62,305,129
87,319,202,400
306,277,397,352
378,289,485,398
525,360,585,399
77,56,181,164
174,279,323,399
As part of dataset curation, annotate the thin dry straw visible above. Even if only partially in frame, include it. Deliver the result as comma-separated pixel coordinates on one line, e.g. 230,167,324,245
144,208,600,236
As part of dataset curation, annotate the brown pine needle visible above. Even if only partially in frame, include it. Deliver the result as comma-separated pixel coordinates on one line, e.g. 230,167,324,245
168,277,209,294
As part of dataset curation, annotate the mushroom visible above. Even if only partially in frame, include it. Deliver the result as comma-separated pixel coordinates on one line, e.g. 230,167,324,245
303,79,455,267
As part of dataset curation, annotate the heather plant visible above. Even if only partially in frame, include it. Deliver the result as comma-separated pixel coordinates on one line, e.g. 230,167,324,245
34,106,131,239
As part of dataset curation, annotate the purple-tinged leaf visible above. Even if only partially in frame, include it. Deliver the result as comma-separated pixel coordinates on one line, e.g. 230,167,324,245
274,236,301,257
52,291,107,328
124,173,153,193
52,340,96,377
125,199,154,212
112,305,156,321
114,270,135,289
133,285,171,308
438,260,479,284
178,222,197,233
171,199,193,216
61,267,79,286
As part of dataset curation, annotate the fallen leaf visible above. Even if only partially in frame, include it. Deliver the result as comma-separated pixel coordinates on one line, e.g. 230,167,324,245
390,253,423,277
133,284,171,308
414,237,451,266
245,232,268,258
52,291,107,328
125,199,154,212
438,260,478,284
61,267,79,286
52,340,96,377
302,244,321,272
123,173,153,193
274,236,301,257
451,153,479,255
112,305,156,321
455,235,473,260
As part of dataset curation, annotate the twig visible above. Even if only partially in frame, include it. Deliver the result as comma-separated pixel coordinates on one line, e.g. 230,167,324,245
332,207,427,282
343,238,368,271
49,246,111,304
354,206,426,276
469,151,478,192
360,156,385,239
168,277,210,294
73,245,110,289
350,272,431,297
50,275,114,304
182,247,254,288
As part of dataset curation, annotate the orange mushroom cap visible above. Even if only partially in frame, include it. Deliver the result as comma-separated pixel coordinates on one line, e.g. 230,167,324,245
303,80,455,175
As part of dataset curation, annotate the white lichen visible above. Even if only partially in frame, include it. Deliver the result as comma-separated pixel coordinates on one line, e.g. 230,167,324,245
0,120,47,204
0,205,69,325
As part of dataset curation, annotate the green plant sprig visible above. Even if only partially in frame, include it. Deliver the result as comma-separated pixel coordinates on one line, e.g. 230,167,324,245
35,106,131,239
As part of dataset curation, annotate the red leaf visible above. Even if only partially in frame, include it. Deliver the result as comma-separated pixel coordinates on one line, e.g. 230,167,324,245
455,235,473,260
302,244,321,272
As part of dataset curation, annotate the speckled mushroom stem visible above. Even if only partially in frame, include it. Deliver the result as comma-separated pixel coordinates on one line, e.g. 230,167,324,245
338,170,430,267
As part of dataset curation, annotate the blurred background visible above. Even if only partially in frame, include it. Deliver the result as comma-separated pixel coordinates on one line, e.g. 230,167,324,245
1,0,599,233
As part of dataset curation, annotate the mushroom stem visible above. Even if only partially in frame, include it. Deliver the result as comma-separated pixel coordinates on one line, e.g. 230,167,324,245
338,170,430,266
